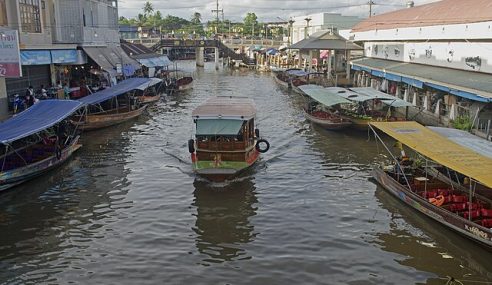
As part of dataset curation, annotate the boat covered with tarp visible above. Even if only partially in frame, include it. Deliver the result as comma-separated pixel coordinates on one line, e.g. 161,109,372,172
327,87,411,129
0,100,83,191
189,96,270,182
299,85,353,130
74,77,151,130
135,77,163,105
370,121,492,248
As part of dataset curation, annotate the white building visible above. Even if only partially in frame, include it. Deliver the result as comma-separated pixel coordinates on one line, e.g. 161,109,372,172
291,13,361,44
348,0,492,133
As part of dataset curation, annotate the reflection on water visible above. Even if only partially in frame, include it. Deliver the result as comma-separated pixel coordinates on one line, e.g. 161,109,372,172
0,122,134,283
373,186,492,284
192,178,257,264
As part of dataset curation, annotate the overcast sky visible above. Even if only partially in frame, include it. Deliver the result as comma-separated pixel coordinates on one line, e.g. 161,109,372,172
118,0,439,22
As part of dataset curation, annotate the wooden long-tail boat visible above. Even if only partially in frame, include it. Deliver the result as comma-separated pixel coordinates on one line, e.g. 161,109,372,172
135,78,163,106
0,100,84,191
73,78,151,131
370,121,492,248
189,96,270,182
299,85,353,130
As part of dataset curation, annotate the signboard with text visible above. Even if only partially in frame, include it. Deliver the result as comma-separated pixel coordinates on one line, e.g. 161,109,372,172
0,29,21,78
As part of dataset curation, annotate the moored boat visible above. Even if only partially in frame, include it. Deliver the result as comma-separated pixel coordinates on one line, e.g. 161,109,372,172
73,78,150,131
299,85,353,130
334,87,411,130
135,78,163,105
0,100,84,191
370,121,492,248
188,96,270,182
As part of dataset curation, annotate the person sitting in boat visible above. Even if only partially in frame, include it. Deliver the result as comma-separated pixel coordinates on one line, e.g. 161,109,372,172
393,141,413,177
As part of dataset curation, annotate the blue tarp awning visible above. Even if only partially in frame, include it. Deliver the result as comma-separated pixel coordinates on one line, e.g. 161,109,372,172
21,50,51,65
51,49,78,64
0,100,83,144
137,56,172,68
384,72,401,82
79,78,151,105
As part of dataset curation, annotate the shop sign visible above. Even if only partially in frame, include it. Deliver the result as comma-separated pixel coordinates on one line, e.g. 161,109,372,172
0,29,21,77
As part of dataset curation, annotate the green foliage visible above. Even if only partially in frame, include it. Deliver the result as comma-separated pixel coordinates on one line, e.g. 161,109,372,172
243,13,258,35
452,115,473,131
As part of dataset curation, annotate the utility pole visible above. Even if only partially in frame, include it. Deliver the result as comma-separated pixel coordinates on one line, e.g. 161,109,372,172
211,0,223,35
368,0,375,18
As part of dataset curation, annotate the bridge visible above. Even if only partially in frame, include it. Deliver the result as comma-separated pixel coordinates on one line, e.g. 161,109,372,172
124,38,286,69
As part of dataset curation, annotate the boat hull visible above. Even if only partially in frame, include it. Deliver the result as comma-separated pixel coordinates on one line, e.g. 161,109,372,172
139,94,160,105
273,74,291,89
76,105,147,131
304,111,352,130
191,150,260,182
372,166,492,248
0,137,82,192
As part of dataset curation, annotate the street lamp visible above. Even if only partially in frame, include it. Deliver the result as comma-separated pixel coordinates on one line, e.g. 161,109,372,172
304,17,311,39
288,19,294,46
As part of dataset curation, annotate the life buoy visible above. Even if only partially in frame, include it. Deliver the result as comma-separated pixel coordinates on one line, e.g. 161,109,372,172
55,145,62,160
255,139,270,153
188,139,195,153
429,195,445,207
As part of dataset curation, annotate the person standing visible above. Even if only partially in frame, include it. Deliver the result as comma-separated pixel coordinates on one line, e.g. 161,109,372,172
40,84,48,99
25,85,35,107
63,82,70,99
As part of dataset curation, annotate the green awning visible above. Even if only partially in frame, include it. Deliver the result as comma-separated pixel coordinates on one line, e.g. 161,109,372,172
351,87,413,107
299,85,353,106
196,119,243,136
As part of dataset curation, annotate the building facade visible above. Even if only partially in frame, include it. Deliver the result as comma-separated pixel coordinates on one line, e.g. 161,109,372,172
0,0,138,118
291,13,361,44
348,0,492,136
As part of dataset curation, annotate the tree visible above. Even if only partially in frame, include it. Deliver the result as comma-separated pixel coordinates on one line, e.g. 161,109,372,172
143,1,154,17
191,12,202,25
243,13,258,36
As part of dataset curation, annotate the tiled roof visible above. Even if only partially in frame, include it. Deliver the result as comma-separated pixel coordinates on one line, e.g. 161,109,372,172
352,0,492,32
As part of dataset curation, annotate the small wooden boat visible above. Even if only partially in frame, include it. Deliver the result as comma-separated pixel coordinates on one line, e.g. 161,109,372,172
74,78,151,131
370,121,492,248
163,69,194,94
135,78,163,106
189,96,270,182
299,85,353,130
273,68,303,89
0,100,84,191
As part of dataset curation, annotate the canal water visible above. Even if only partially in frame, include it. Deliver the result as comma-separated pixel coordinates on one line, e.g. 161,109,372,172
0,61,491,284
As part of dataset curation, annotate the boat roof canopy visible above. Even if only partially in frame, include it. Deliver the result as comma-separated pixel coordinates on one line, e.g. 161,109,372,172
192,96,256,119
371,121,492,188
429,126,492,159
196,119,243,136
299,85,353,106
286,69,309,77
135,78,162,91
0,100,83,144
350,87,413,107
79,77,151,105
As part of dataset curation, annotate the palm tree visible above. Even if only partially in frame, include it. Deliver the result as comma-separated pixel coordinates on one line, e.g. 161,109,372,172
143,1,154,17
191,12,201,24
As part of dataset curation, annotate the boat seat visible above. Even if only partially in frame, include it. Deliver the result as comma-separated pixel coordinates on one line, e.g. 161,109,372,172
461,210,481,220
452,195,468,203
449,202,480,212
481,209,492,217
437,189,452,196
480,219,492,228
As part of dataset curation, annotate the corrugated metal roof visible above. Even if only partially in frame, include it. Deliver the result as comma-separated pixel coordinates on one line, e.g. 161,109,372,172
290,31,362,50
192,96,257,119
351,57,492,101
352,0,492,32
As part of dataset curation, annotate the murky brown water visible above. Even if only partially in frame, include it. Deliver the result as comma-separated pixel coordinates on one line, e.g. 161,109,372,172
0,61,491,284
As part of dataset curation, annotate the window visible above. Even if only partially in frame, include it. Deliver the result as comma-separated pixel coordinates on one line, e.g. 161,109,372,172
0,0,7,26
19,0,41,33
